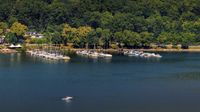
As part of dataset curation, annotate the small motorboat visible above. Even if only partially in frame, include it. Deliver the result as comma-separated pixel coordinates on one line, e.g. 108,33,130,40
9,44,22,49
62,96,73,102
123,51,129,55
88,52,99,58
62,56,71,60
27,50,71,61
98,53,112,58
124,50,162,59
152,53,162,58
125,50,143,57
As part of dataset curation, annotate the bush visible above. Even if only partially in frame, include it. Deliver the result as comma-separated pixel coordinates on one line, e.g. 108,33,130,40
150,44,158,49
188,45,200,49
158,44,167,49
110,44,119,49
61,49,76,56
172,45,178,49
166,44,173,49
30,38,47,44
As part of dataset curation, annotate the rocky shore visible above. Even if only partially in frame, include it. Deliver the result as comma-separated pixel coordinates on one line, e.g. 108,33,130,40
0,48,17,54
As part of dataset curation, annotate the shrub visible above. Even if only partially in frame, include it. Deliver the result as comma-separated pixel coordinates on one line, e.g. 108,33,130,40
110,44,119,49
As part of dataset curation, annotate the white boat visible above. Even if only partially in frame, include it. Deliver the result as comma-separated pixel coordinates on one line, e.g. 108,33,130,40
142,53,152,58
124,50,162,59
62,56,71,60
98,53,112,58
123,51,129,55
16,44,22,48
141,53,162,58
9,44,22,48
77,50,90,56
76,50,113,59
27,50,71,61
127,51,135,57
88,52,99,58
9,44,15,48
125,50,143,57
62,96,73,102
151,53,162,58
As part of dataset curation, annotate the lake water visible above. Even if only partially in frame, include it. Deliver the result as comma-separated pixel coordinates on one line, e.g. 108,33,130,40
1,52,200,112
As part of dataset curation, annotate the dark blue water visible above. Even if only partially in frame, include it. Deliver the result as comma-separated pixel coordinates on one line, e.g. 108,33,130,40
1,52,200,112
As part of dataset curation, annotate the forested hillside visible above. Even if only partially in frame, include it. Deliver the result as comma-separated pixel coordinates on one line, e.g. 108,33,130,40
1,0,200,48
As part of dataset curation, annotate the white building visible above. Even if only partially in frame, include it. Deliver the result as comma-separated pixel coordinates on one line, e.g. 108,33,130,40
25,32,44,39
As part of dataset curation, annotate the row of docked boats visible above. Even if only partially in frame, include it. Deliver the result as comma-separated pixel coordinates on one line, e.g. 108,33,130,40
76,50,112,58
26,49,161,61
27,50,70,61
124,50,162,58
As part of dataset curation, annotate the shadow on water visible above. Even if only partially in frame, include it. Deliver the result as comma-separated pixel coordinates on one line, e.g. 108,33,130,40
160,72,200,80
163,71,200,94
0,53,24,68
174,72,200,80
30,56,70,64
72,55,112,63
158,52,200,64
25,53,71,64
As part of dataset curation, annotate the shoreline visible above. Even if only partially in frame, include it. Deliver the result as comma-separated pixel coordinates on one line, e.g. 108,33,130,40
2,47,200,54
136,49,200,52
24,44,200,53
69,48,200,53
0,48,18,54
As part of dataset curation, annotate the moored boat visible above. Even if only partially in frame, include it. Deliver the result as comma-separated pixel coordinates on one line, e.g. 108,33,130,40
76,50,112,59
124,50,162,59
27,50,71,61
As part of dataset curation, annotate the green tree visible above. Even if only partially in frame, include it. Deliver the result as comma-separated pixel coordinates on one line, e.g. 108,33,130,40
147,13,172,36
0,22,8,35
8,17,18,26
99,11,113,29
30,38,48,44
10,22,28,37
111,12,133,32
157,32,172,44
179,32,195,47
114,31,125,48
45,24,63,44
123,30,141,48
182,19,200,34
51,31,62,44
62,23,77,45
75,26,93,48
140,32,153,47
5,32,17,44
87,30,98,49
96,28,111,49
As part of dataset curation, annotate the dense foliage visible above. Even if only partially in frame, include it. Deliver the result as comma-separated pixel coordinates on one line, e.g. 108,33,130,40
1,0,200,48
